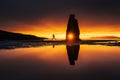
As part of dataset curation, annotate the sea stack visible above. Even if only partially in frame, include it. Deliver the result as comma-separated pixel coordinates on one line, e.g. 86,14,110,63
66,14,80,41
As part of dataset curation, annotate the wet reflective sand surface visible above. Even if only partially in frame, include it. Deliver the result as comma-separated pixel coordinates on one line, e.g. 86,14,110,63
0,44,120,80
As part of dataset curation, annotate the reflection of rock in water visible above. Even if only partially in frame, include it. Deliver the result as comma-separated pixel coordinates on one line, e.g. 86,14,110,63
66,14,80,41
66,44,80,65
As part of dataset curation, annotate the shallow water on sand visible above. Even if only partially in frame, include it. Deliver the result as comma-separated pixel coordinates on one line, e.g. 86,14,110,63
0,43,120,80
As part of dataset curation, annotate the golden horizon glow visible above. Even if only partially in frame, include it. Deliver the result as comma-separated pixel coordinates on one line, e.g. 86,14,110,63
12,30,120,40
1,19,120,39
5,30,120,40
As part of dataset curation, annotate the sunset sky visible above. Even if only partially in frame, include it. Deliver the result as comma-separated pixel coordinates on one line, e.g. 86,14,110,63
0,0,120,39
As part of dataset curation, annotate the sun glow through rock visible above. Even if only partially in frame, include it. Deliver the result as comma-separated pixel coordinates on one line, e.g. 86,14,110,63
68,33,74,40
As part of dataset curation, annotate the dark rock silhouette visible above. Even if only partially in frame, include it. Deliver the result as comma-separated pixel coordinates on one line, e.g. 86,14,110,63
66,14,80,41
0,30,47,41
66,44,80,65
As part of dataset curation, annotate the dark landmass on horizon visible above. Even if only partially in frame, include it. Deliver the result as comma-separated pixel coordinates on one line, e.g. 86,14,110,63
0,30,47,41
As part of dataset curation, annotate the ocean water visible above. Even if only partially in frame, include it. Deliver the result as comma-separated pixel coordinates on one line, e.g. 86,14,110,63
0,42,120,80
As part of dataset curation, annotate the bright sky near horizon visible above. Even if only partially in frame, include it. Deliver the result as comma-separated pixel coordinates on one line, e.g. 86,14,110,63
0,0,120,39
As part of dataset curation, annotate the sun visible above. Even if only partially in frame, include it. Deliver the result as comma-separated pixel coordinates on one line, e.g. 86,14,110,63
68,33,74,40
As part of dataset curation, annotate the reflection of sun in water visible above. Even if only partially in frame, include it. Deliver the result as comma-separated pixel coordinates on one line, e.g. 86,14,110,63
68,33,74,40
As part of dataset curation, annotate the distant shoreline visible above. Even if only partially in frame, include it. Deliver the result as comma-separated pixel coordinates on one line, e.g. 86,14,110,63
0,40,120,49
